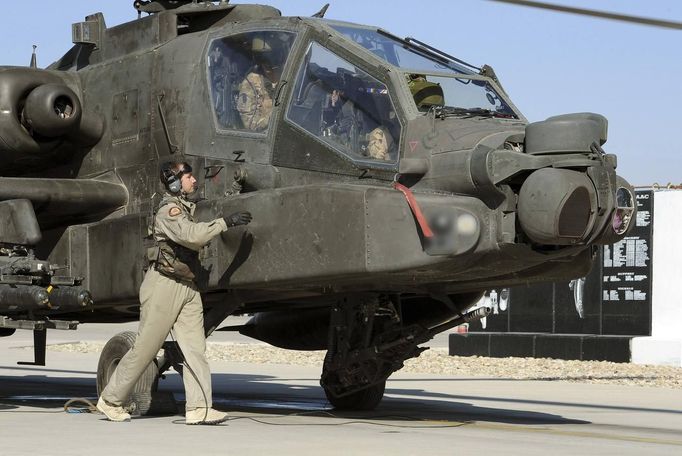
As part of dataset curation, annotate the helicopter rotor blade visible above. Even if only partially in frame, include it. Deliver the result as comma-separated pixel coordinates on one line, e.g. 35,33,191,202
487,0,682,30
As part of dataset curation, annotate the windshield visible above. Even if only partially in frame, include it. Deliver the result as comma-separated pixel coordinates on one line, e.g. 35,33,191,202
286,42,401,164
331,25,474,74
410,74,519,118
330,24,519,119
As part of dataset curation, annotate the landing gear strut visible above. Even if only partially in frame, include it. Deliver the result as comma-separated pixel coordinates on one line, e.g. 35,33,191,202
321,295,426,411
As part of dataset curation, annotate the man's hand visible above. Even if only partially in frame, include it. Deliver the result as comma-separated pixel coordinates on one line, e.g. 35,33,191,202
224,211,252,227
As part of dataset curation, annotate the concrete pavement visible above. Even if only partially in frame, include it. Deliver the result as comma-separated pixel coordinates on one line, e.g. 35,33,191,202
1,322,681,455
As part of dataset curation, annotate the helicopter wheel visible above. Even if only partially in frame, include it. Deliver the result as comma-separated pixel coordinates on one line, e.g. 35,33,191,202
323,381,386,411
96,331,169,416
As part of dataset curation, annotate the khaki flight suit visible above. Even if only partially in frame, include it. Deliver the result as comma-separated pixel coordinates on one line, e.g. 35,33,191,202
236,71,275,131
101,194,228,412
367,126,393,161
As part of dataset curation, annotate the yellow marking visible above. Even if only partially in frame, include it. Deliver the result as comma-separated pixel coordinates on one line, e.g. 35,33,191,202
46,285,53,293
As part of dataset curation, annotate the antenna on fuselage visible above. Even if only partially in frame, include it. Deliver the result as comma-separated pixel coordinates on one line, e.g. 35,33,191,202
312,3,330,18
30,45,37,68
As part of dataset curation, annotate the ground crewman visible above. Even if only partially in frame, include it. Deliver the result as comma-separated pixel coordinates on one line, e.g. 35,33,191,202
97,161,252,424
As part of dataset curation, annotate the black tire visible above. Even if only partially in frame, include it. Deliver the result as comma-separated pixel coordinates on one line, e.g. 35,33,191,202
96,331,159,415
324,381,386,411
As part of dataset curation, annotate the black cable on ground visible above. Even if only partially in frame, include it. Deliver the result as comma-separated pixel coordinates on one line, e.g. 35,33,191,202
223,414,468,428
63,397,99,414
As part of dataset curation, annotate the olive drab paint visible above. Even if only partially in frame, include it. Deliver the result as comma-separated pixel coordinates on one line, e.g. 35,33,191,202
0,1,635,410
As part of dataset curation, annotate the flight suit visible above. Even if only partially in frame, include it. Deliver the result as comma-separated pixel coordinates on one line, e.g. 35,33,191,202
236,71,275,131
367,126,393,161
100,194,228,412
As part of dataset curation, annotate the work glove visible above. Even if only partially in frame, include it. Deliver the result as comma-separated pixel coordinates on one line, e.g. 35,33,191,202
224,211,252,227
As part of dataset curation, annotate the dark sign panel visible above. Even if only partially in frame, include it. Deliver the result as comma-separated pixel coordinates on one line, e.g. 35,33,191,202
601,190,653,335
469,189,653,336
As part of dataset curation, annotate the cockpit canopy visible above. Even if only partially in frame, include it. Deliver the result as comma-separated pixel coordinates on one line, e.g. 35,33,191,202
205,19,523,173
331,25,476,75
330,24,519,119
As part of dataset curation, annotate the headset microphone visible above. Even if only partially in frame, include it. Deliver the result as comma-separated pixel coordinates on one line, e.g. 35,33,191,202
160,162,191,194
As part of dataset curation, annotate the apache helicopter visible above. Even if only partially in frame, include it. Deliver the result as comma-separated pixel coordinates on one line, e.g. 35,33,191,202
0,0,637,411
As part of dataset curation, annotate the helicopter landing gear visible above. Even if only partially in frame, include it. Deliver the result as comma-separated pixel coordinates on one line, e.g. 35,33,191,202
323,379,386,411
320,295,427,410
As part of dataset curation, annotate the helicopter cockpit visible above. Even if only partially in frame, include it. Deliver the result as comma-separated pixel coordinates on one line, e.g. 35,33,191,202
208,31,296,132
205,19,523,172
286,42,401,163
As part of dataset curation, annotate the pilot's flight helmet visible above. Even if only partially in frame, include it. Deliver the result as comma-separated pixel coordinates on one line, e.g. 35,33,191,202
250,34,278,67
251,36,273,54
407,74,444,111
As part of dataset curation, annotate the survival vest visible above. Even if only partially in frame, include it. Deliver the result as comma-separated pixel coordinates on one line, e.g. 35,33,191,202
146,195,201,283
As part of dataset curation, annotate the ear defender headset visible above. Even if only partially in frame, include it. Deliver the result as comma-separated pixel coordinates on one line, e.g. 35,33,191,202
160,161,192,194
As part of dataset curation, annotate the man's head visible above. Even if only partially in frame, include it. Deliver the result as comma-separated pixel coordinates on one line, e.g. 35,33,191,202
160,161,196,195
251,36,273,54
251,35,274,66
250,34,287,73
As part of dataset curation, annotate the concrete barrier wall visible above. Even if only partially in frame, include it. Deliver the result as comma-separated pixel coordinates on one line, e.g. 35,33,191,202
632,189,682,366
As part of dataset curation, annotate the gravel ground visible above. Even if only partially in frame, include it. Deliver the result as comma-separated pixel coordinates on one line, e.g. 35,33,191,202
38,341,682,389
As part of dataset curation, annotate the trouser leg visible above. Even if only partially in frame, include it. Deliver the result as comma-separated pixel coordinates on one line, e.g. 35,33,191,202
101,269,183,406
173,287,212,411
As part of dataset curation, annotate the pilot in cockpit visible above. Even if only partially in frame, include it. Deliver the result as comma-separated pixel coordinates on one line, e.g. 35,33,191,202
236,35,285,131
321,86,396,161
356,74,441,160
407,74,444,112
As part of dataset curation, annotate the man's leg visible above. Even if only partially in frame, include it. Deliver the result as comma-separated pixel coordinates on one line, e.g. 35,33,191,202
173,287,227,424
172,286,212,410
101,269,184,406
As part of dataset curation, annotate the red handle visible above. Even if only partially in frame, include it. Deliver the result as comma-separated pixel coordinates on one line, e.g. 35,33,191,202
393,182,434,238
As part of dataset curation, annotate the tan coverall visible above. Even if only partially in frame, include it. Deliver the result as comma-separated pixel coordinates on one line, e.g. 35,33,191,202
101,195,228,412
367,127,393,161
236,72,275,131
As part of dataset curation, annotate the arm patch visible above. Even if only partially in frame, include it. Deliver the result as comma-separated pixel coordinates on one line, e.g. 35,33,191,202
169,207,182,217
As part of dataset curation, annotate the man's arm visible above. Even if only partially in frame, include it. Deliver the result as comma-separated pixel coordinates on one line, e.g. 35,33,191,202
156,204,252,251
156,204,227,251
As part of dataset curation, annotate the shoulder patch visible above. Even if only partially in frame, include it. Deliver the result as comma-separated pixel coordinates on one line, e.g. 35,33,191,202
169,207,182,217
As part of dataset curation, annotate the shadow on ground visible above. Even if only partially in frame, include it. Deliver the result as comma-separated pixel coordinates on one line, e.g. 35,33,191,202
0,371,592,426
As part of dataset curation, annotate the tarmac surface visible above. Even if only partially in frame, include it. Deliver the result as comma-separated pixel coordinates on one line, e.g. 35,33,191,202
1,321,681,455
